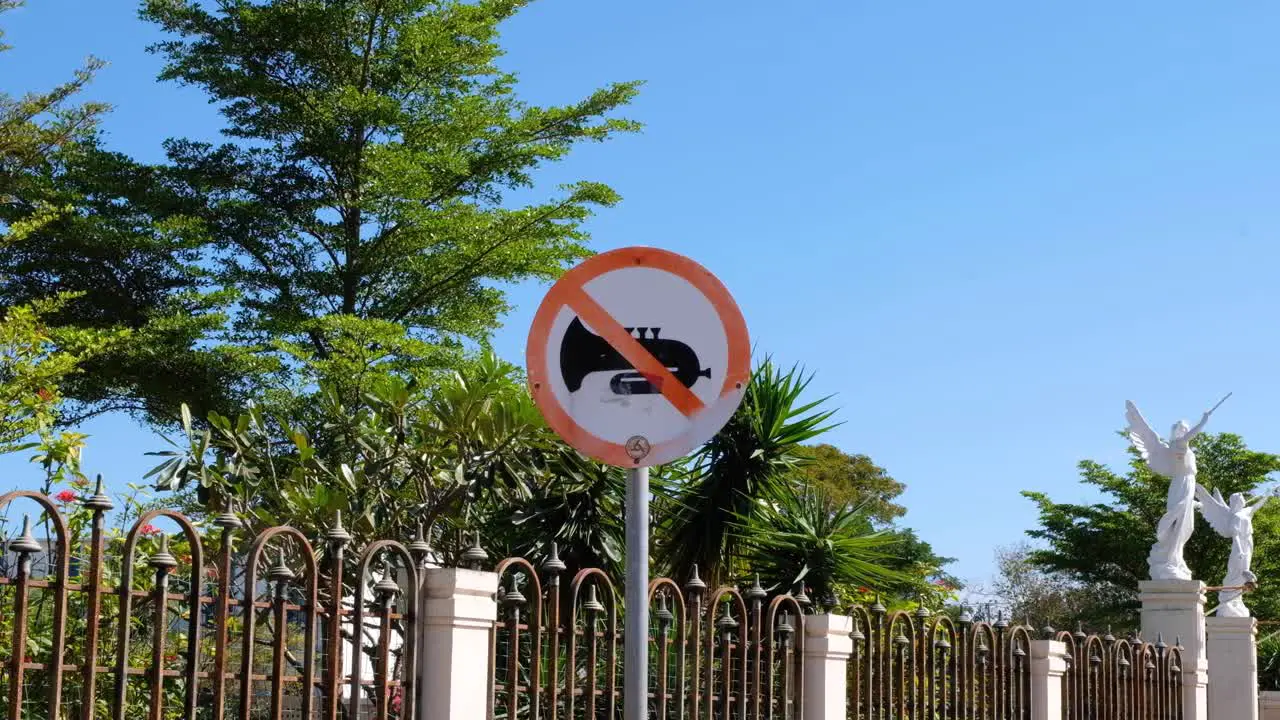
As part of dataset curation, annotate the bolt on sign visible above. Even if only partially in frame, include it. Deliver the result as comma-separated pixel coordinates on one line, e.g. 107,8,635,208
526,246,751,468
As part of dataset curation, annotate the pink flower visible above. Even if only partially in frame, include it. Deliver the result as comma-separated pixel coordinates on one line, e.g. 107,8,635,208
55,490,77,504
140,524,159,536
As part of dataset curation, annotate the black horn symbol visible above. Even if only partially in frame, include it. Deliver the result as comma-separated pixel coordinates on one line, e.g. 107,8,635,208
559,317,711,395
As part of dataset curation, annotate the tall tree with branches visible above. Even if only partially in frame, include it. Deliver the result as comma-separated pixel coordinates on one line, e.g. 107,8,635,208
141,0,641,405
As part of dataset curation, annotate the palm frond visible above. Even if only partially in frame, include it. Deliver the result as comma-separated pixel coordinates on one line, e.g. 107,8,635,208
657,358,840,587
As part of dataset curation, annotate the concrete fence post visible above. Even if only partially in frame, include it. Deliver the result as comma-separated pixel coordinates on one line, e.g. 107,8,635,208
802,614,854,720
1140,580,1208,720
1207,615,1258,720
1030,640,1069,720
417,567,499,720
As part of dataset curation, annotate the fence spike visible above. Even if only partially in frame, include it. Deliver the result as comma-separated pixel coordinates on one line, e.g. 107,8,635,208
84,475,114,512
542,541,566,574
684,563,706,593
149,533,178,571
408,522,430,554
325,510,352,544
10,514,40,554
461,532,488,569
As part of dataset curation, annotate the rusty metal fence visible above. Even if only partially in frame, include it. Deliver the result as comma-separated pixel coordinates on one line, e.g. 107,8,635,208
0,487,1190,720
1055,627,1185,720
0,488,420,720
491,553,806,720
844,603,1033,719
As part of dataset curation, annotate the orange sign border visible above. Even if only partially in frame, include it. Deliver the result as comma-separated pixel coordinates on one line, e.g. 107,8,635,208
526,246,751,467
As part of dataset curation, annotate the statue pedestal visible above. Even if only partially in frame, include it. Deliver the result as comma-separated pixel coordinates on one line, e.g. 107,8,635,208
1207,616,1258,720
1140,580,1208,720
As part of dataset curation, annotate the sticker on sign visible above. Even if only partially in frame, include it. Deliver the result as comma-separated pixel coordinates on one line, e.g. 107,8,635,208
527,246,751,467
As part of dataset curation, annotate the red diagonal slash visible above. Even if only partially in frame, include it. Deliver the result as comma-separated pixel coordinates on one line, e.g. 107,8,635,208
562,286,706,417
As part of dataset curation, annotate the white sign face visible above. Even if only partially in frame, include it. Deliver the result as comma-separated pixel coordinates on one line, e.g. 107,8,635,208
527,247,751,468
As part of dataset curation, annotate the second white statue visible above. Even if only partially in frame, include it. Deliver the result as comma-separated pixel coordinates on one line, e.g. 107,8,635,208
1124,397,1226,581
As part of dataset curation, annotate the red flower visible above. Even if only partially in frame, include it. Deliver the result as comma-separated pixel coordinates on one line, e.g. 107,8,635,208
140,524,159,536
857,587,871,594
55,490,77,504
934,579,953,590
35,388,53,403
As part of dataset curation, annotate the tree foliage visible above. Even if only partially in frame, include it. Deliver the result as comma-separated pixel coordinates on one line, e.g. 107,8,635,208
148,354,952,606
795,443,906,525
734,485,910,604
0,2,129,444
982,543,1124,629
2,0,642,427
657,361,837,589
0,0,107,199
1023,431,1280,625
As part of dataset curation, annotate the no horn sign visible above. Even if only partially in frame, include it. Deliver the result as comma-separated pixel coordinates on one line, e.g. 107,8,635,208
526,246,751,467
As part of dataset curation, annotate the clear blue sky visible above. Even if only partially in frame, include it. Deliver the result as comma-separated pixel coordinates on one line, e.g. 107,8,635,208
5,1,1280,589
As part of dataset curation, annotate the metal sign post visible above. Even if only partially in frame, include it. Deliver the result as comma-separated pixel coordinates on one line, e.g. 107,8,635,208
526,246,751,720
624,466,649,720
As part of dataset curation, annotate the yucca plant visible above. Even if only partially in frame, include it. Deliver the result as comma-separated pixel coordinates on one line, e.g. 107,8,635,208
734,486,912,603
657,358,837,589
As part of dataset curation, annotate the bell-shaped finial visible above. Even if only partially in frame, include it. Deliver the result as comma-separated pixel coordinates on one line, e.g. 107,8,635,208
9,515,41,554
460,532,488,569
84,475,114,512
267,549,295,583
325,511,352,544
684,564,706,593
542,542,566,575
149,533,178,571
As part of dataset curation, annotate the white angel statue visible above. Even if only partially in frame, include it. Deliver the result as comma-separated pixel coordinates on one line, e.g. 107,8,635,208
1195,484,1268,617
1124,396,1228,581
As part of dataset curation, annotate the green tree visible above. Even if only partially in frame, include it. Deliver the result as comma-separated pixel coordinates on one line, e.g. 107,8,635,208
795,443,906,525
1023,431,1280,626
140,0,636,410
3,0,641,428
0,297,124,451
148,350,547,544
0,140,259,426
0,1,129,443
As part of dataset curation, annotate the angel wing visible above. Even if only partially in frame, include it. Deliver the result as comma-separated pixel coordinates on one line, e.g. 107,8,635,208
1125,401,1174,474
1195,484,1233,537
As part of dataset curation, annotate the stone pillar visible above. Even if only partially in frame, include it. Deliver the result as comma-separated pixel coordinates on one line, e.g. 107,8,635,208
1139,580,1207,720
1030,640,1069,720
802,614,854,720
1207,616,1258,720
418,567,499,720
1259,691,1280,720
